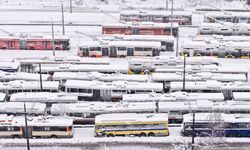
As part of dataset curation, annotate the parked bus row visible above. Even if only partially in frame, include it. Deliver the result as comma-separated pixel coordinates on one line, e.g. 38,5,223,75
0,35,70,50
120,10,192,25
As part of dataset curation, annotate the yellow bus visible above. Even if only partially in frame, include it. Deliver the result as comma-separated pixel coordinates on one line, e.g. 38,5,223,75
95,113,169,137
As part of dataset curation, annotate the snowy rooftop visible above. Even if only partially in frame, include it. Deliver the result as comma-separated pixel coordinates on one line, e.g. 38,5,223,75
64,80,163,91
122,92,224,102
53,72,150,82
10,92,78,103
95,113,168,124
0,71,50,81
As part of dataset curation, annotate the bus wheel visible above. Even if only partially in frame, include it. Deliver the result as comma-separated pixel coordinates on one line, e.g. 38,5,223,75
1,47,7,49
120,55,125,58
55,47,60,50
29,47,35,50
50,135,58,138
195,53,201,56
148,132,155,137
107,133,114,137
12,135,20,138
139,133,146,137
91,55,96,58
144,70,150,75
226,54,234,58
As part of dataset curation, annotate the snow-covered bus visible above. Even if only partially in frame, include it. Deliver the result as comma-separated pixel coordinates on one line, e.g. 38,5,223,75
129,56,220,74
120,10,192,25
9,92,78,104
122,91,225,102
0,115,73,138
63,80,163,101
95,113,169,137
78,40,162,58
53,72,150,83
181,40,250,58
16,56,110,73
170,80,250,100
0,102,46,115
0,62,19,72
102,22,179,37
35,64,128,74
97,35,175,51
0,71,51,82
0,80,59,96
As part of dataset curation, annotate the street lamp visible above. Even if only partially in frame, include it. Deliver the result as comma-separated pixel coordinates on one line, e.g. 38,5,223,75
170,0,173,36
183,54,187,91
24,103,30,150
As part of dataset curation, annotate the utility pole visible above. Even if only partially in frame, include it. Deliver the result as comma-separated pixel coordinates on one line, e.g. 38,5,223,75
51,20,55,56
170,0,173,36
61,4,65,35
192,110,195,150
166,0,168,11
183,54,186,91
70,0,72,13
39,63,43,90
176,31,179,57
24,103,30,150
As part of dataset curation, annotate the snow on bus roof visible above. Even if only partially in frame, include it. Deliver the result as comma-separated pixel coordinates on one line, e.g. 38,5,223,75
123,92,224,102
64,80,163,91
0,62,19,69
53,72,150,82
5,116,73,127
0,35,19,39
204,11,250,17
95,113,168,124
25,35,70,40
107,40,162,48
51,102,156,114
0,80,59,90
152,72,246,82
0,71,50,81
122,35,175,41
37,64,128,73
0,102,46,114
10,92,78,103
103,22,179,28
200,22,250,27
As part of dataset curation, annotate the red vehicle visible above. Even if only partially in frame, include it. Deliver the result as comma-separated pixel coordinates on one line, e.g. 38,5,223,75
0,35,70,50
102,22,179,37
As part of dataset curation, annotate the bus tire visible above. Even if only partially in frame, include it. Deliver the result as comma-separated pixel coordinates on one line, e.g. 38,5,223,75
107,133,114,137
1,47,7,49
29,47,35,50
148,132,155,137
91,55,96,58
55,47,60,50
50,135,58,138
12,135,20,138
143,70,150,75
139,133,146,137
195,53,201,56
226,54,234,58
120,55,125,58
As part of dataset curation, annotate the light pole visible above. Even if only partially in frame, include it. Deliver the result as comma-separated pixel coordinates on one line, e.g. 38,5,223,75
39,63,43,90
183,54,186,91
70,0,72,13
170,0,173,36
51,20,55,56
24,103,30,150
192,110,195,150
61,4,65,35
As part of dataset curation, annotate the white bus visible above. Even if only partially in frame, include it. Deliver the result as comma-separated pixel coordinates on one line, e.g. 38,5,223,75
35,64,128,74
53,72,150,83
78,40,162,58
170,80,250,100
0,102,46,115
122,91,225,102
97,35,175,51
95,113,169,137
0,115,73,138
9,92,78,104
63,80,163,101
0,80,59,96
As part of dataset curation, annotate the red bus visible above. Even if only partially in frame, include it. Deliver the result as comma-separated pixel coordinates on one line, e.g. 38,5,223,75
102,22,179,37
0,35,70,50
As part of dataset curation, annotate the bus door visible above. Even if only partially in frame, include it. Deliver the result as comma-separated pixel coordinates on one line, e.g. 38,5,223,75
165,42,174,51
110,46,117,57
163,16,169,23
127,47,134,56
100,90,111,101
237,49,242,58
132,27,139,35
22,127,32,138
20,39,27,50
81,48,89,57
93,89,101,101
233,16,239,23
102,47,109,56
152,49,160,56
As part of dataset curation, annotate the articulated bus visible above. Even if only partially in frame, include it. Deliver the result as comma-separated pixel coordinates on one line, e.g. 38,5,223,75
95,113,169,137
78,40,162,58
181,40,250,58
0,35,70,50
102,22,179,37
98,35,175,51
0,115,73,138
120,10,192,25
